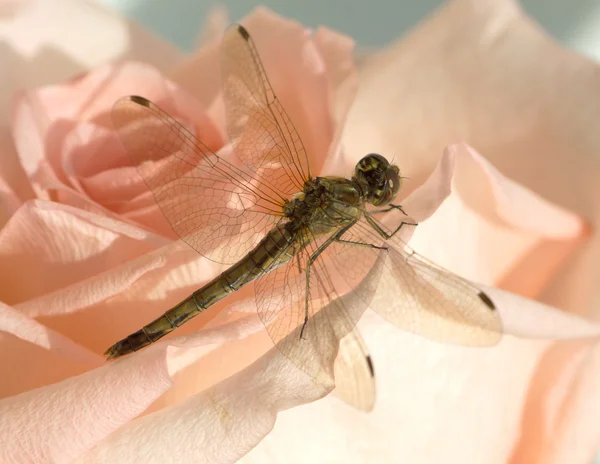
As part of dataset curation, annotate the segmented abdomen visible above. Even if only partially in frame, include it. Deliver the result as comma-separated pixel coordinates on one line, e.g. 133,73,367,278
105,224,296,360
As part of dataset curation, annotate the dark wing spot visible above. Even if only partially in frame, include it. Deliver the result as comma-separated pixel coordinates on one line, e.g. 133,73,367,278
129,95,151,107
366,355,375,377
478,291,496,311
237,25,250,40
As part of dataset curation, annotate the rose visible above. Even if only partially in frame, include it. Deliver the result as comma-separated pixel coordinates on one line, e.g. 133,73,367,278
1,1,599,463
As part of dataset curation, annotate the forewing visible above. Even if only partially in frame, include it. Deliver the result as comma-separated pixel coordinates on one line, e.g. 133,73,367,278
112,96,284,264
254,228,381,387
330,217,503,346
222,24,311,195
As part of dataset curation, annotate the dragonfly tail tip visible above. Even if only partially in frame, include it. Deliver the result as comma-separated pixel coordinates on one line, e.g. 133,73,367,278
104,346,121,361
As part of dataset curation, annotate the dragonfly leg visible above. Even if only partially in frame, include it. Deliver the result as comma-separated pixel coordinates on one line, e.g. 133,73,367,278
367,203,409,216
364,213,417,240
300,259,311,340
299,221,358,339
336,238,388,250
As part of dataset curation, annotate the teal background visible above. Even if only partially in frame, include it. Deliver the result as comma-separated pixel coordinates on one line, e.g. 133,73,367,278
97,1,600,462
98,0,600,59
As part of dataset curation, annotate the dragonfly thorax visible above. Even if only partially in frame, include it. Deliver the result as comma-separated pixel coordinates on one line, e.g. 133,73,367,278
283,181,326,222
283,178,362,234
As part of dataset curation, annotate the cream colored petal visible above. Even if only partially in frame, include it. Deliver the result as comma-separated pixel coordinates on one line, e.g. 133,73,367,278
344,0,600,315
405,144,586,299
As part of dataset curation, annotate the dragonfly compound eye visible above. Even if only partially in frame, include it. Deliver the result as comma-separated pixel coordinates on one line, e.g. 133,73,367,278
357,153,388,173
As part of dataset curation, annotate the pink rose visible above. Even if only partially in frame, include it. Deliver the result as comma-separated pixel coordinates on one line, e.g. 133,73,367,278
1,1,599,463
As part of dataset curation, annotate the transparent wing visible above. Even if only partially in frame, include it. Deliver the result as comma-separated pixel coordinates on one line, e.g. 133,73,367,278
254,228,384,386
222,24,311,195
333,328,376,412
328,215,503,346
112,95,287,265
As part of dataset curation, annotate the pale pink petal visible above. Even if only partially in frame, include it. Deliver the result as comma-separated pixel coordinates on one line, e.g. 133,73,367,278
76,285,381,463
0,127,28,227
168,6,230,113
0,200,162,304
0,201,235,363
240,290,600,464
169,37,222,115
0,304,268,463
11,61,224,236
312,26,358,173
538,342,600,464
77,345,329,464
344,0,600,315
73,286,600,464
194,6,230,50
405,143,587,299
0,0,31,17
0,302,100,398
0,198,270,405
0,0,183,125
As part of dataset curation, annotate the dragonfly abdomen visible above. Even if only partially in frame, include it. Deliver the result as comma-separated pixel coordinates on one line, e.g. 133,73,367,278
105,223,295,360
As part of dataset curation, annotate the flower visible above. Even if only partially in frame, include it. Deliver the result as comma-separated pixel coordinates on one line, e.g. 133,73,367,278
0,1,599,464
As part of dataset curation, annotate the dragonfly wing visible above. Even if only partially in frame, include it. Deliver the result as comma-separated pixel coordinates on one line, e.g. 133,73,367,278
329,217,503,346
333,327,376,412
382,240,502,345
221,24,311,195
254,228,380,387
112,96,285,265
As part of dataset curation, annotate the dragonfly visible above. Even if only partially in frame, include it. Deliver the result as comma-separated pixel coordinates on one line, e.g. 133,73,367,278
105,24,502,389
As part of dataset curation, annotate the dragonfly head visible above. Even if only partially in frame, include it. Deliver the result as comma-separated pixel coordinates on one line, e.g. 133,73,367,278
354,154,401,206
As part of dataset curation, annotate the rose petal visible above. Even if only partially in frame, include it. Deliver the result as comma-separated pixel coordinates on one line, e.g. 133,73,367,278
313,26,358,174
539,342,600,464
13,60,221,184
239,294,600,463
193,6,229,51
0,0,183,124
76,343,329,464
405,143,587,299
0,201,246,362
11,61,224,237
0,127,28,227
0,320,260,462
0,302,100,398
0,200,162,304
169,10,225,112
71,287,600,464
74,285,380,463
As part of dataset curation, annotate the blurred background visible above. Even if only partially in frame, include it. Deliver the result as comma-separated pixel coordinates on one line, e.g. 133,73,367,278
97,0,600,60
